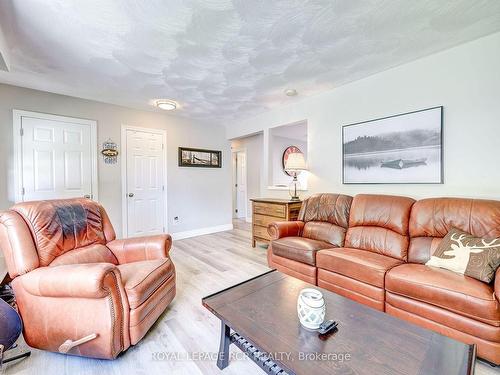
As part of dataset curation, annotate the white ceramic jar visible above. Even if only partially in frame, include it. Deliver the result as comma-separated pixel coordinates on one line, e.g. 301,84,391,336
297,288,326,330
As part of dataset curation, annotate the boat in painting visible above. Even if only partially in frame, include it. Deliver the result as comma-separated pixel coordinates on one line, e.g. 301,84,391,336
380,158,427,169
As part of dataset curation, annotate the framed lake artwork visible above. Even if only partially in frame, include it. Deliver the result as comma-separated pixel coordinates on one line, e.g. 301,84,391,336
178,147,222,168
342,106,443,184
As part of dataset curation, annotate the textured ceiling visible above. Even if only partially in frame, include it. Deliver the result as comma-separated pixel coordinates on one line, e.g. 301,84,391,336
0,0,500,122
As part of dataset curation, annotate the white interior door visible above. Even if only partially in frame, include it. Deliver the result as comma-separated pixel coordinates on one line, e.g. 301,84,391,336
235,151,247,219
125,129,165,237
20,116,94,201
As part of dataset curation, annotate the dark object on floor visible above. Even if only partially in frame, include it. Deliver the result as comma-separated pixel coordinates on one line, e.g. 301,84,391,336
0,298,21,350
0,284,16,306
0,297,30,368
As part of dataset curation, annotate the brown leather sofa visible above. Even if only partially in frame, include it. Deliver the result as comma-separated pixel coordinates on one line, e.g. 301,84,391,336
268,193,500,364
0,198,176,359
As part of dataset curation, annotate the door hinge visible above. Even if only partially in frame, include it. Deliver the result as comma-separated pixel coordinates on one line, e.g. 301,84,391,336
162,185,165,191
21,187,25,195
162,144,164,150
235,209,238,213
20,128,24,136
162,226,165,232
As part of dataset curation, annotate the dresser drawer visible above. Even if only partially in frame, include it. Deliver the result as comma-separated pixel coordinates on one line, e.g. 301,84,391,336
253,224,271,240
253,214,280,228
253,202,286,218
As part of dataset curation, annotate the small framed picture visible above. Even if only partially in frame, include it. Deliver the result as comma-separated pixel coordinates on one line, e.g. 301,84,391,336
178,147,222,168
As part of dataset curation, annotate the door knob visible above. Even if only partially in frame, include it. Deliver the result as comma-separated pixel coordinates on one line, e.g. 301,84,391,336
83,194,91,199
128,193,134,197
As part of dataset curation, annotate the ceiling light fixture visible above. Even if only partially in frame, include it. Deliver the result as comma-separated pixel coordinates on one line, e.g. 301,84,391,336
284,89,298,97
155,99,177,111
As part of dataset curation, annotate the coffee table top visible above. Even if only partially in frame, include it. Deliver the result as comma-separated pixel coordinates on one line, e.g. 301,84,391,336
202,270,475,375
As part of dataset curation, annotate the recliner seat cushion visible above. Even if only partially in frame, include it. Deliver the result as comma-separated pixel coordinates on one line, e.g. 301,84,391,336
317,247,403,288
49,243,118,266
271,237,332,266
386,263,500,326
118,259,175,309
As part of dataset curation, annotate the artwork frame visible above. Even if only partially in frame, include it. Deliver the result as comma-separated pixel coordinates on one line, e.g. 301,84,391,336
178,147,222,168
342,106,443,185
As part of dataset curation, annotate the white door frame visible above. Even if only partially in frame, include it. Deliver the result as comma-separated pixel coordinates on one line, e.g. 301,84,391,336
121,125,168,238
12,109,98,203
231,148,248,220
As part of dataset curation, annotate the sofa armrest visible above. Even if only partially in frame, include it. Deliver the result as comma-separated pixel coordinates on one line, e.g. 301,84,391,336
495,268,500,302
19,263,119,299
268,221,304,240
107,234,172,264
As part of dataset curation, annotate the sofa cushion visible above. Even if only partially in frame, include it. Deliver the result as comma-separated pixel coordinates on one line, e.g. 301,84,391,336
49,243,118,266
118,258,175,309
271,237,332,266
386,263,500,326
316,247,403,288
302,221,346,247
298,193,352,227
345,194,415,260
408,197,500,264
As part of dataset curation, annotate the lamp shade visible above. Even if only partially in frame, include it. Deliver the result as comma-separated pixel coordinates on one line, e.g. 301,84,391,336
285,152,307,172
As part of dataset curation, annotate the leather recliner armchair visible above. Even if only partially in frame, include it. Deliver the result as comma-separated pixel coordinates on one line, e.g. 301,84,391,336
0,198,176,359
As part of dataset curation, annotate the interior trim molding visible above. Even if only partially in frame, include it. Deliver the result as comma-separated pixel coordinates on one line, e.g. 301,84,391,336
171,223,233,241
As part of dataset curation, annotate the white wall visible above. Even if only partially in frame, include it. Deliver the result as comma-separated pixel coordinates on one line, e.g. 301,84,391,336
231,133,263,219
226,32,500,201
0,84,233,237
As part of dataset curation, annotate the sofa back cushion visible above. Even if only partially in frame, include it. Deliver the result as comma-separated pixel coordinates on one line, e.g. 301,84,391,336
10,198,116,267
409,197,500,264
345,194,415,260
299,193,352,246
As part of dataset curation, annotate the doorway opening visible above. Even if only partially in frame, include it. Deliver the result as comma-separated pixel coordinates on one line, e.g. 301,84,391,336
232,150,247,219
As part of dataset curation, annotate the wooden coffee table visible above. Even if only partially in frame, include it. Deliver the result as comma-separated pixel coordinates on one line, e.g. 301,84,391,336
202,270,475,375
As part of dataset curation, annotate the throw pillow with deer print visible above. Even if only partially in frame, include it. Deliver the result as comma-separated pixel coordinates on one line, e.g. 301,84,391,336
426,228,500,283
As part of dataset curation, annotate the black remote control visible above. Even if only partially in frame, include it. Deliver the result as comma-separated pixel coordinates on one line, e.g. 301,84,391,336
318,320,338,335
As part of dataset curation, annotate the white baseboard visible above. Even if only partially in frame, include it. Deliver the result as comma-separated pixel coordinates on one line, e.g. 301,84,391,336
171,223,234,241
245,217,252,223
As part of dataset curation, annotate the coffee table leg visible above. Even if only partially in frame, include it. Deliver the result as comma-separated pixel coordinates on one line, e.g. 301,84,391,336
217,321,231,369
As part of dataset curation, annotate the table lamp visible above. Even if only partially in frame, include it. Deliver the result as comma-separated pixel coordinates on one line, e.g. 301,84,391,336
284,152,307,201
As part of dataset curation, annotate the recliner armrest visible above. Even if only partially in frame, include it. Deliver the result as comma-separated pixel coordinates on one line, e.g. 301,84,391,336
107,234,172,264
495,268,500,302
19,263,119,299
268,221,304,240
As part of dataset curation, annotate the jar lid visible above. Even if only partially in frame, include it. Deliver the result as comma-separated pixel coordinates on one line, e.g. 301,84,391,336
299,288,325,308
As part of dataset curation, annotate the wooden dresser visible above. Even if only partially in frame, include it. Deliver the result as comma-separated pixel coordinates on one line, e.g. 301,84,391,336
250,198,302,247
